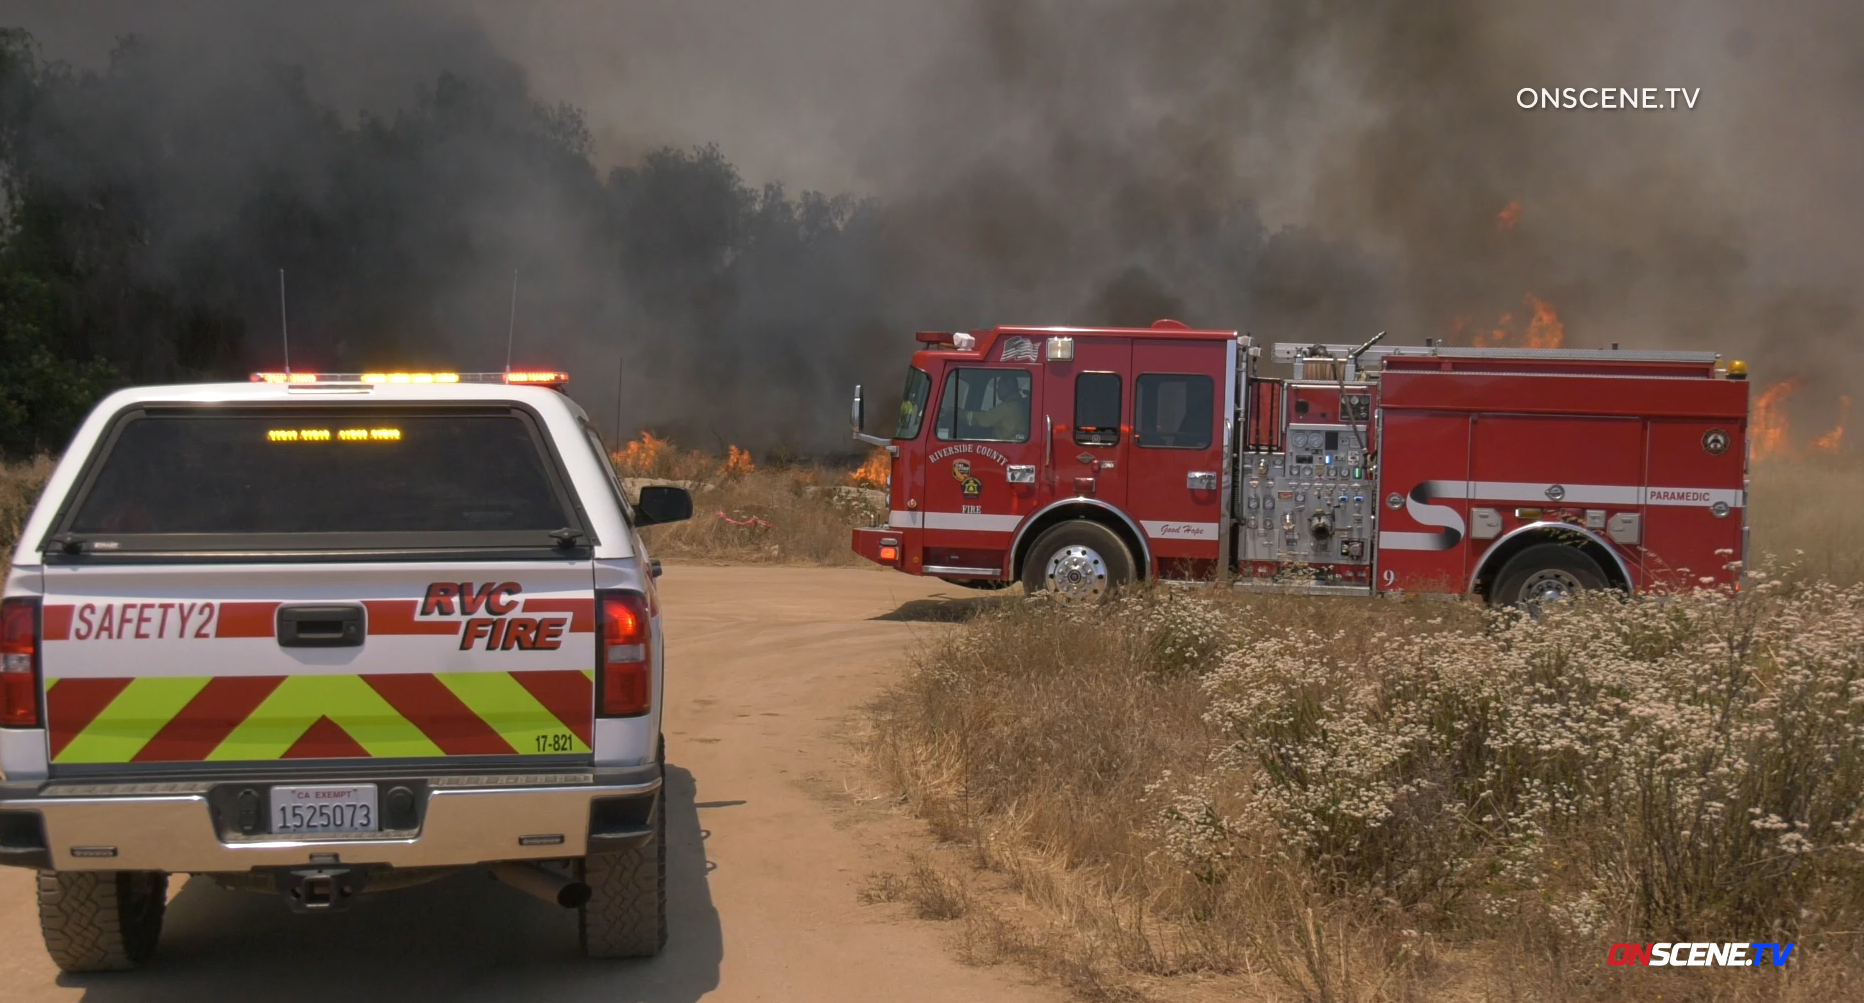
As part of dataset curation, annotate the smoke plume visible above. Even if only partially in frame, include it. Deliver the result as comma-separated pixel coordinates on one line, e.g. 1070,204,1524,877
1,0,1858,453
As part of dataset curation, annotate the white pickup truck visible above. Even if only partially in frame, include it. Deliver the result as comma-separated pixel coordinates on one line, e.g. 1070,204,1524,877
0,371,690,970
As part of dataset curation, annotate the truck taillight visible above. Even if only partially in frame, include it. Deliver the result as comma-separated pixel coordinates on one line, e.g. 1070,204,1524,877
597,591,652,717
1,598,39,728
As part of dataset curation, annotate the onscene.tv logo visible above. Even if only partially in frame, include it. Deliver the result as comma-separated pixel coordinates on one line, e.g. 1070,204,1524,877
1607,942,1795,967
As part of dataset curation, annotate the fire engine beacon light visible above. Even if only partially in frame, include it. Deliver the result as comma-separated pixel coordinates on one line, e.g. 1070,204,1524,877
1726,360,1748,380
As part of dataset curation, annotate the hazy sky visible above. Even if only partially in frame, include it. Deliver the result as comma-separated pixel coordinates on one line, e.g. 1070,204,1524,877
5,0,1861,441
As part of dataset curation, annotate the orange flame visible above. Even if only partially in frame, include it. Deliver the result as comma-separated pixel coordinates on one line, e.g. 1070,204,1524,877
1497,200,1523,232
612,431,672,477
1811,395,1851,453
1463,294,1564,349
848,448,890,488
1522,294,1564,349
1474,313,1514,348
1750,379,1799,462
724,445,756,477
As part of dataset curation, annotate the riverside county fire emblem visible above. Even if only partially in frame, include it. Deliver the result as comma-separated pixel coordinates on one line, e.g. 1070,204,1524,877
1702,428,1730,455
951,459,983,498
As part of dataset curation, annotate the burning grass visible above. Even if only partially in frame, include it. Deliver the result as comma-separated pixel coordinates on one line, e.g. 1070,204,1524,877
867,582,1864,1002
608,433,886,566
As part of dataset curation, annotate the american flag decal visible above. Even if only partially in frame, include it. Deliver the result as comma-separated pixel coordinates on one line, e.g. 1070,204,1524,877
999,336,1040,362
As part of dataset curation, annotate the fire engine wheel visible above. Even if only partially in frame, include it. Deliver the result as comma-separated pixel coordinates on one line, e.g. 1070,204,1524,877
579,745,667,959
1490,543,1608,607
36,869,168,973
1022,521,1135,601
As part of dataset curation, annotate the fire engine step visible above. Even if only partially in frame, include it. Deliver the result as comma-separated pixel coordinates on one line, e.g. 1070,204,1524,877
1231,581,1374,598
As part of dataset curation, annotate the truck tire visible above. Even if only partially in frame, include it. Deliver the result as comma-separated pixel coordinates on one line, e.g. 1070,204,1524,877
1021,520,1135,601
579,758,667,959
1490,543,1608,607
37,870,167,973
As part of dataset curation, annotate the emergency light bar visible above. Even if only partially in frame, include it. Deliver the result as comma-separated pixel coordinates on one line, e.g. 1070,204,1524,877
250,371,570,387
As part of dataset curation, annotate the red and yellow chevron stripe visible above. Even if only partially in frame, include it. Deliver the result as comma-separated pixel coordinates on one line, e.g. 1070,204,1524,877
43,670,595,764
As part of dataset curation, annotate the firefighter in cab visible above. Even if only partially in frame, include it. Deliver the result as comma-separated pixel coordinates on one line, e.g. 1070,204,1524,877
966,373,1030,441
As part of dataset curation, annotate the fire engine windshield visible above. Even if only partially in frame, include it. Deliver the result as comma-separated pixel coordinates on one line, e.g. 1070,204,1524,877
894,367,931,439
56,407,585,553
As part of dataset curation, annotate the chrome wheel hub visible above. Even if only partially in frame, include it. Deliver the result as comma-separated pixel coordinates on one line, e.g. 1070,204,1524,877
1044,544,1108,600
1519,568,1582,605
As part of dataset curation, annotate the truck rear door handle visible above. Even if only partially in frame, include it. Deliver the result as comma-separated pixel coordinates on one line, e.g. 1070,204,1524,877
1187,471,1218,490
276,605,365,647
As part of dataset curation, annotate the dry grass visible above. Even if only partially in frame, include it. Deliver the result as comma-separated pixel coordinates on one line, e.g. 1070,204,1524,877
629,471,884,567
1747,456,1864,583
0,442,883,573
607,431,886,565
868,579,1864,1002
0,455,55,575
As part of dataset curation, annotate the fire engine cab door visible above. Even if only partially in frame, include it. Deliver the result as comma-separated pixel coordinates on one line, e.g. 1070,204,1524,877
920,361,1044,578
1126,339,1228,578
33,406,601,772
1046,337,1131,513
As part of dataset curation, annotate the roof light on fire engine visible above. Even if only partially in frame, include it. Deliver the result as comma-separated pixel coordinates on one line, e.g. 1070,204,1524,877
1726,360,1748,380
505,371,571,384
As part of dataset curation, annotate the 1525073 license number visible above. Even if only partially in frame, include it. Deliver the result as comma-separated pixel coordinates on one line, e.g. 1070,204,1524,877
275,802,372,831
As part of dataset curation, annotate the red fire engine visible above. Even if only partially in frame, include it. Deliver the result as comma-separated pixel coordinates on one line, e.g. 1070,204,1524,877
849,321,1749,603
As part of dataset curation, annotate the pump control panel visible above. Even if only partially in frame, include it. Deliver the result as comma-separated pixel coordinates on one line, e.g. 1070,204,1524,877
1238,383,1377,580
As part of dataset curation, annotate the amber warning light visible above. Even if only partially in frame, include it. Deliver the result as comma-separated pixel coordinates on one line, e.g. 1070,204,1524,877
250,371,569,388
268,428,402,443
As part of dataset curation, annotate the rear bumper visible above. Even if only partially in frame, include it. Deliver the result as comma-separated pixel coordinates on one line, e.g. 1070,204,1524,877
0,764,660,873
852,525,903,569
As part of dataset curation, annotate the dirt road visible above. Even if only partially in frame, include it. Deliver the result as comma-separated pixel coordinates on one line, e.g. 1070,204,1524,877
0,565,1054,1003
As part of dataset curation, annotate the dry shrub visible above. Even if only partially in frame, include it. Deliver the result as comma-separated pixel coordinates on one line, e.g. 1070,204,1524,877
861,856,972,920
1,455,56,574
608,431,884,564
632,469,884,566
870,582,1864,1002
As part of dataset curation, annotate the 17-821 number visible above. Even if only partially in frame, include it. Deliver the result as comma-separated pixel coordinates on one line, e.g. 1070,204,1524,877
534,733,576,753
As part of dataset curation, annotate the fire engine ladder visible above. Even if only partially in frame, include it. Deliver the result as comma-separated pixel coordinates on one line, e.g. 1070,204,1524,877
1271,343,1722,380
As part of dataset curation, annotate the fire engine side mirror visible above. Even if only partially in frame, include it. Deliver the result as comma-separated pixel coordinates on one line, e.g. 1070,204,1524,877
851,384,895,450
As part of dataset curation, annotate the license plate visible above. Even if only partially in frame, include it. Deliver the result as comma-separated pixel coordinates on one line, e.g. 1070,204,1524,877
269,784,379,834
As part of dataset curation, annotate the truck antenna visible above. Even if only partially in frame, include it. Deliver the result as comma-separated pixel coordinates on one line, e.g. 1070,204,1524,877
503,269,519,376
278,269,291,376
615,353,625,445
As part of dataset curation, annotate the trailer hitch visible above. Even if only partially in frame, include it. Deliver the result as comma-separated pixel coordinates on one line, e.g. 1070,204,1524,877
275,865,366,913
